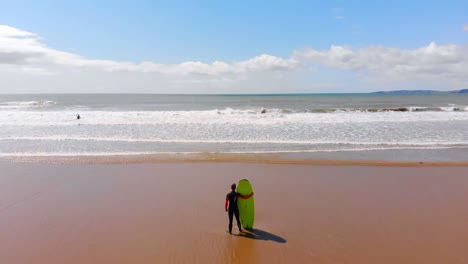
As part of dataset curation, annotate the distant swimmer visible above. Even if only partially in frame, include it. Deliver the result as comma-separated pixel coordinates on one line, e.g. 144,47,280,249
225,183,253,234
77,114,80,120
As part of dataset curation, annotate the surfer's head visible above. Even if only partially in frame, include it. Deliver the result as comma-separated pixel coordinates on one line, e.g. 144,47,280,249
231,183,236,191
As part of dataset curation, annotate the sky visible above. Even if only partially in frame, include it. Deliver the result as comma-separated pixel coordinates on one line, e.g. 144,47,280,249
0,0,467,94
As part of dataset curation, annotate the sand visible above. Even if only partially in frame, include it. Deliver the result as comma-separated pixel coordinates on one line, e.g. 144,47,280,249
0,161,467,264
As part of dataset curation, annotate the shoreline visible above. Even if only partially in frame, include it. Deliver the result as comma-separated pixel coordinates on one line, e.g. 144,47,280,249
3,153,468,166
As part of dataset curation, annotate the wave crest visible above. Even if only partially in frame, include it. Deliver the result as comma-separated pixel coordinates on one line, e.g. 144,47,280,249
0,100,56,109
211,106,468,114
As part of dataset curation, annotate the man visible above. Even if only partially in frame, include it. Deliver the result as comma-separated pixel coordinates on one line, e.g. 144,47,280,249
225,183,253,234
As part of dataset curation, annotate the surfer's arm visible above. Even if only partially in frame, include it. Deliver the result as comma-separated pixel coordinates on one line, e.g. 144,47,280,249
238,192,254,199
225,196,229,211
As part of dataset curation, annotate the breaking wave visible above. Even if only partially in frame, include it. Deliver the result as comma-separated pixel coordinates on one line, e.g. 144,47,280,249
214,106,468,114
0,101,56,109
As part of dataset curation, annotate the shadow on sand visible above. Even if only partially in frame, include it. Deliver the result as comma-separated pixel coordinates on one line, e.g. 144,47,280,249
234,228,287,243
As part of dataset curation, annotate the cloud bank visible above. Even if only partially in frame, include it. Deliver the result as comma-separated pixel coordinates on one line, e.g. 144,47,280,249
0,25,467,93
294,43,468,83
0,25,298,76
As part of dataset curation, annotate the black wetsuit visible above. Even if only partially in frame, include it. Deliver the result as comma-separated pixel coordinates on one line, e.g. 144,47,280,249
226,190,242,233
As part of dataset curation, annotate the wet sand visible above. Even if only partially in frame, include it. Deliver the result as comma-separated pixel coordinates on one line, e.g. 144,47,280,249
0,161,467,263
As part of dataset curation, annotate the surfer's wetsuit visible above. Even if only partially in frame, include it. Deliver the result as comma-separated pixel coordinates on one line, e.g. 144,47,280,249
225,191,241,234
225,191,254,234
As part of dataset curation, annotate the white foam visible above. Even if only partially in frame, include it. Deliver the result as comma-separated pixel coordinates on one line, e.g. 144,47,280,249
1,107,467,158
0,101,56,109
0,109,468,126
1,145,466,158
1,136,467,147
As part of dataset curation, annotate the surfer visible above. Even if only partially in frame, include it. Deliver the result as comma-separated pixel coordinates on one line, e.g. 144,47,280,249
77,114,80,120
225,183,254,234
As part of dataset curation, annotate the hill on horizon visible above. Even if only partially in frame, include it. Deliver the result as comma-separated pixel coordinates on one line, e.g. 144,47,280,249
371,89,468,95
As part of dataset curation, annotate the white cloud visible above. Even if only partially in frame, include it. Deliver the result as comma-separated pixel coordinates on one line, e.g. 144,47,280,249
0,25,36,38
0,25,297,76
464,24,468,31
294,42,468,83
0,24,467,93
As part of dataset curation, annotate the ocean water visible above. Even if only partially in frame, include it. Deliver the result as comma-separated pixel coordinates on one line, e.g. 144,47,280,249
0,94,467,161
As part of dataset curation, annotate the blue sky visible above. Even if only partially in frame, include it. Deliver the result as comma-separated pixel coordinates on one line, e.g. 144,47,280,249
0,0,467,93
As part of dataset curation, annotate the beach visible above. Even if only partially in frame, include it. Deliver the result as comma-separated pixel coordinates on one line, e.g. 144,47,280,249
1,160,467,264
1,94,467,263
2,2,468,263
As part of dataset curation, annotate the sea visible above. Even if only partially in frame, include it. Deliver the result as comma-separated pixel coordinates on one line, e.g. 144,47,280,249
0,94,467,161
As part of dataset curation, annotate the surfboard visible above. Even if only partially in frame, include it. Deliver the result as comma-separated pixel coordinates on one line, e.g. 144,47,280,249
237,179,255,229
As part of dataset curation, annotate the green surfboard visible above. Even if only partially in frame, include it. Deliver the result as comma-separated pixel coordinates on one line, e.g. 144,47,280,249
237,179,255,229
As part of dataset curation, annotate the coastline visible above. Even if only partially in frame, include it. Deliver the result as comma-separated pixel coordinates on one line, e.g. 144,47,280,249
3,152,468,166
